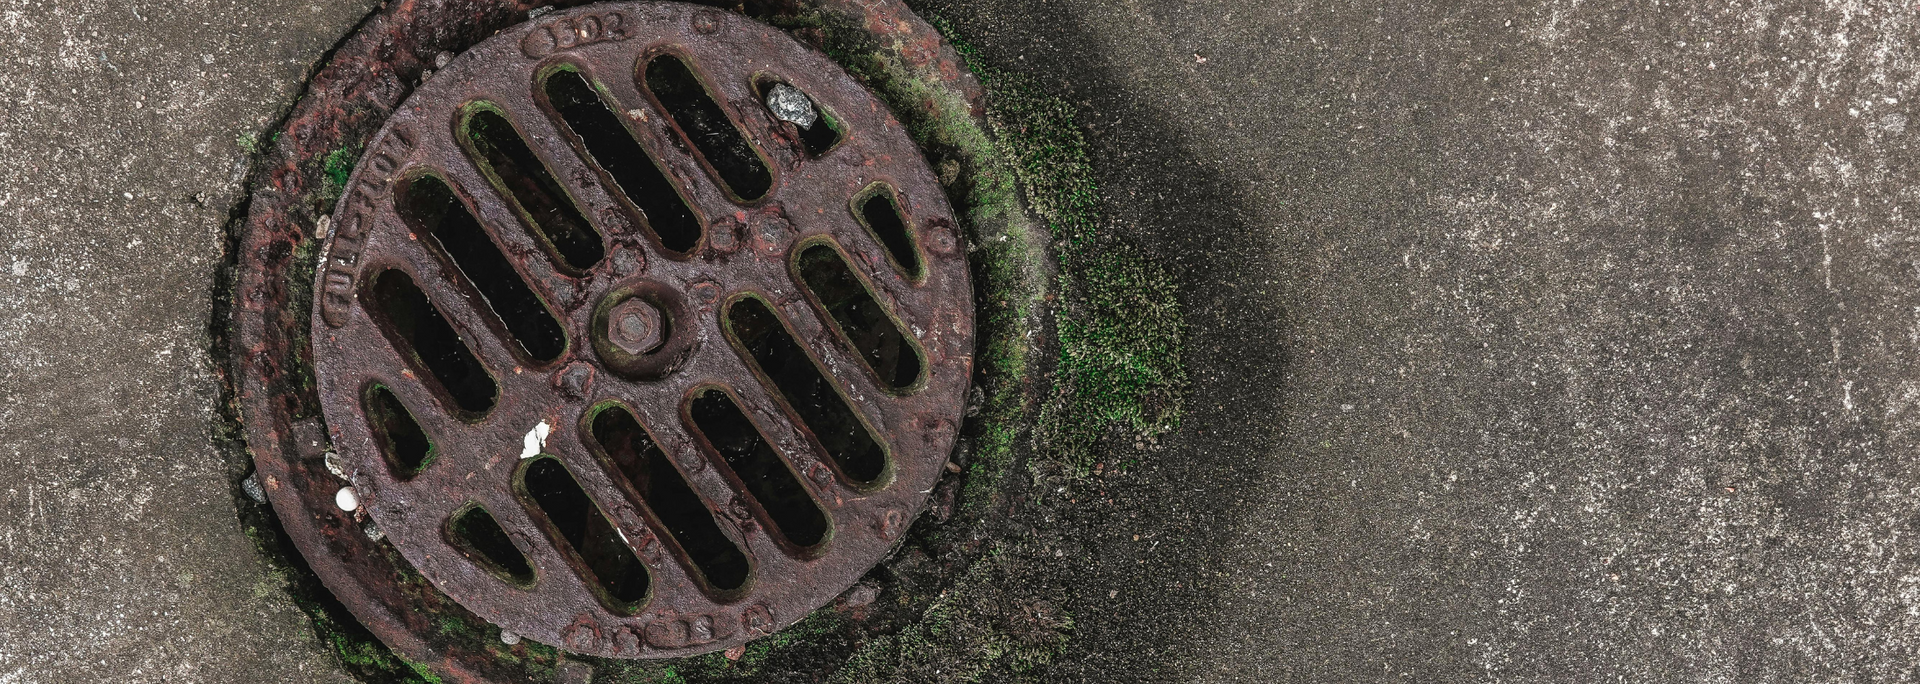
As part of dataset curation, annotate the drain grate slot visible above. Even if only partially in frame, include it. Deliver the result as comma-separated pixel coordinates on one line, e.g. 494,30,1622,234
590,404,750,592
517,456,652,610
543,68,702,254
446,504,536,586
459,106,604,271
687,388,828,548
854,184,922,279
644,54,773,201
796,112,842,156
364,268,498,415
724,296,886,485
795,244,924,391
362,384,435,477
398,175,567,364
755,76,843,157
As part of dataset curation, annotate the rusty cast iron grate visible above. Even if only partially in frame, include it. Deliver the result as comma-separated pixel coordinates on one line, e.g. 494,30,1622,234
308,1,972,659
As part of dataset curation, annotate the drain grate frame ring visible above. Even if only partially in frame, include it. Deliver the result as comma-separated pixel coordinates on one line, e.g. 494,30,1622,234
228,0,984,673
312,1,971,659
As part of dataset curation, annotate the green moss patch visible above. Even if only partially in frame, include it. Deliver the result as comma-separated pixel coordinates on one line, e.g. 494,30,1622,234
937,17,1187,464
320,144,362,207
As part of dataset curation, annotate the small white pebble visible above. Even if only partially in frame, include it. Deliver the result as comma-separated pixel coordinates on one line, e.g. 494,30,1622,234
501,630,521,645
324,451,347,479
765,84,818,129
335,486,359,512
241,473,266,503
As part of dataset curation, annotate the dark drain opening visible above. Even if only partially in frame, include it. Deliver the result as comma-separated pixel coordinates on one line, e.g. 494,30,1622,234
754,76,843,157
542,67,703,254
643,54,773,201
686,388,828,549
795,243,924,391
517,456,652,610
446,504,536,586
397,175,567,364
589,404,751,593
854,184,922,279
364,268,498,415
724,296,886,485
362,384,435,477
459,105,604,272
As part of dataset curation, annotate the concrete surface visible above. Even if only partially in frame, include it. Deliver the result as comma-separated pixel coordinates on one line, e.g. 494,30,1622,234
6,0,1920,681
916,0,1920,680
0,0,374,682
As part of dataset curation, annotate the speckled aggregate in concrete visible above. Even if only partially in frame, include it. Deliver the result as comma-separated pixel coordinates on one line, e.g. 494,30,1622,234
918,0,1920,680
0,1,372,682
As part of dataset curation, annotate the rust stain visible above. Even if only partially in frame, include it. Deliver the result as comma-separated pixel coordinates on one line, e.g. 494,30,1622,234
233,0,976,671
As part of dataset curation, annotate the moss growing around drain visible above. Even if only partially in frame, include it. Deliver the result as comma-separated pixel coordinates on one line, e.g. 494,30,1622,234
404,660,446,684
1057,248,1186,450
933,16,1188,466
321,144,363,207
826,546,1076,682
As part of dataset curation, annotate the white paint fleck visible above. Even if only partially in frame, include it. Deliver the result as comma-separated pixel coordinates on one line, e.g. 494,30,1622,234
521,420,551,459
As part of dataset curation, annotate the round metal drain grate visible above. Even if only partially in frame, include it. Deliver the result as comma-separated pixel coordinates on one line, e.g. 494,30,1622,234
308,1,971,659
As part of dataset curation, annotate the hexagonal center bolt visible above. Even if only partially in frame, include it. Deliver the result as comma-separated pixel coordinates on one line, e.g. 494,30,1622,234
607,298,665,355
